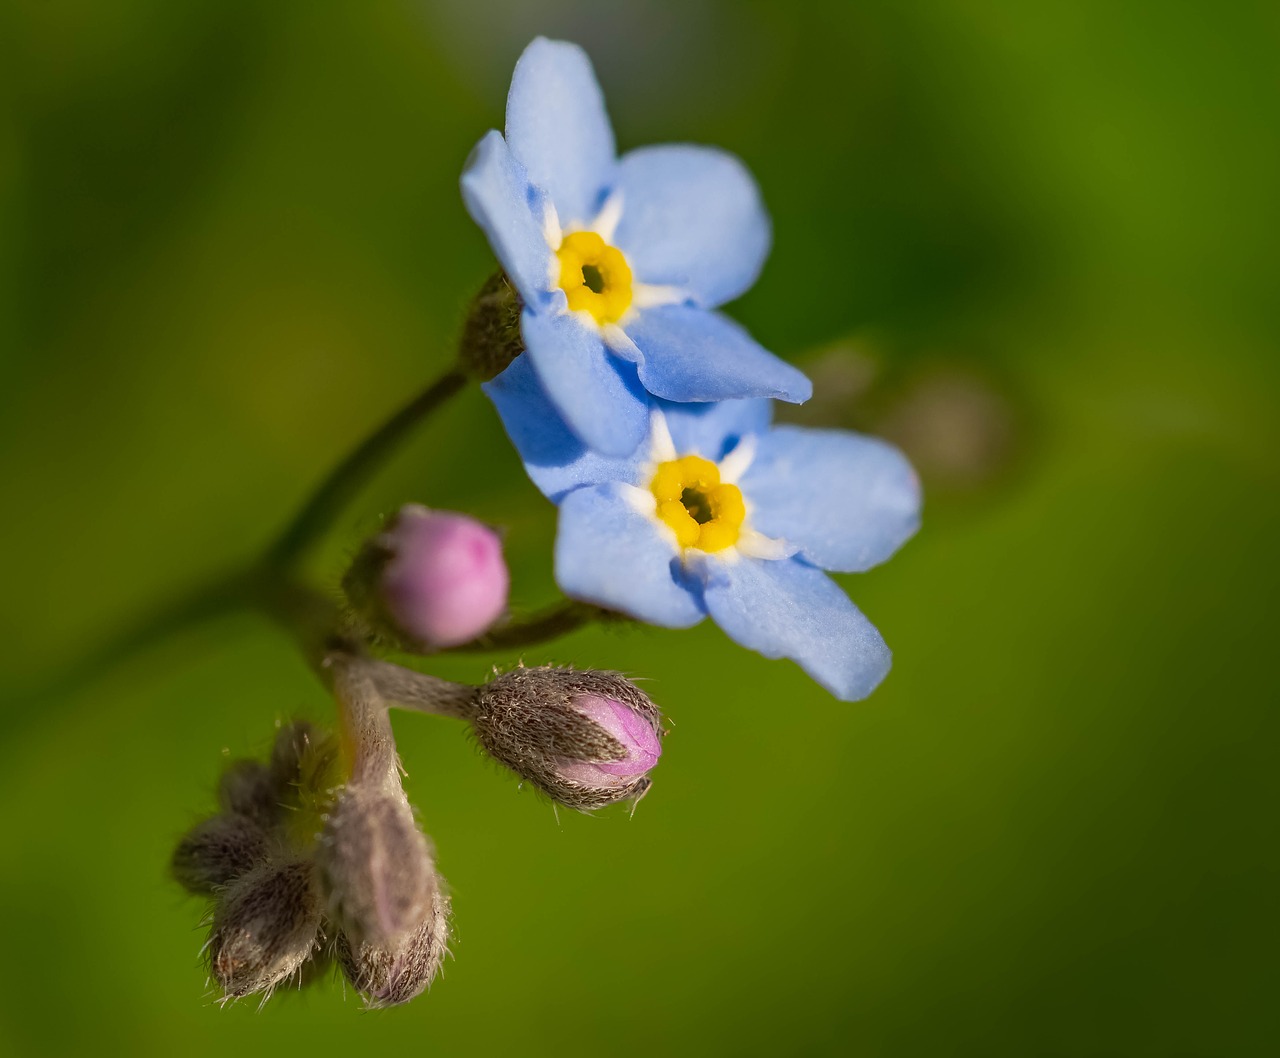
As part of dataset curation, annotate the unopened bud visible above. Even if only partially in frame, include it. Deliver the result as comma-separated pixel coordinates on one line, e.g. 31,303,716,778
172,814,271,895
344,505,509,651
316,785,438,948
336,886,449,1008
209,860,322,1000
218,759,282,828
471,668,664,810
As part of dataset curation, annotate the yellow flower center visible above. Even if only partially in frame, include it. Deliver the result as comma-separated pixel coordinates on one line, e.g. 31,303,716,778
556,231,633,325
650,455,746,553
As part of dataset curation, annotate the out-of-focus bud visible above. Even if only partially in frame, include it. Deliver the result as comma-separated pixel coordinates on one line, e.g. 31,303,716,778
471,667,664,810
209,860,323,1000
336,884,450,1008
172,815,271,895
218,759,282,828
458,271,524,381
316,784,437,948
782,342,1026,498
269,719,317,790
271,719,343,828
217,721,334,833
343,504,509,652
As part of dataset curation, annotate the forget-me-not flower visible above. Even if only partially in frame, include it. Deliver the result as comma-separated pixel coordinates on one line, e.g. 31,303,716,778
461,37,812,457
487,358,921,701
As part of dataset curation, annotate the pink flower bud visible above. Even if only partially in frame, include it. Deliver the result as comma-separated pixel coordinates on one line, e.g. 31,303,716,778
555,694,663,787
345,504,509,651
471,668,665,810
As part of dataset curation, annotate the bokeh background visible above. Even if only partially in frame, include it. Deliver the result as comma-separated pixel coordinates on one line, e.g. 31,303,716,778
2,1,1277,1055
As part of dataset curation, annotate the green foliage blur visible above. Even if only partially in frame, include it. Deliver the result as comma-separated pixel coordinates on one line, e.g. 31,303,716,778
1,1,1276,1055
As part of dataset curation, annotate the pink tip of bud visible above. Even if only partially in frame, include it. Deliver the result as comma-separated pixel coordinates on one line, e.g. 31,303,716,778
557,694,662,787
381,505,509,649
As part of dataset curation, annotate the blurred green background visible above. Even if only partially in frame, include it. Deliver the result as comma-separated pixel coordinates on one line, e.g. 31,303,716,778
1,1,1277,1055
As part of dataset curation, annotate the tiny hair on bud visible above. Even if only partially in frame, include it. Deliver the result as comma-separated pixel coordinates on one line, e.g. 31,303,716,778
317,785,438,948
218,759,283,828
172,814,271,895
336,886,450,1008
270,719,317,788
472,667,664,810
209,860,323,1000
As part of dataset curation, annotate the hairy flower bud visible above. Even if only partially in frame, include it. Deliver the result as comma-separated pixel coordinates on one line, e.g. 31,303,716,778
172,814,271,895
209,860,323,1000
471,667,664,810
316,784,439,948
344,504,509,651
336,886,450,1008
218,759,282,828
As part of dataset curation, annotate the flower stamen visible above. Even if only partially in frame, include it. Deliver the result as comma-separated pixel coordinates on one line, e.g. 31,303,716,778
557,231,633,324
650,455,745,552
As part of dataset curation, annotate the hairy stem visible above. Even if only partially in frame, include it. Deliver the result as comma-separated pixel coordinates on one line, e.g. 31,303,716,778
356,657,476,720
325,652,401,789
250,573,350,669
266,369,468,572
254,574,475,720
14,568,254,745
50,343,508,717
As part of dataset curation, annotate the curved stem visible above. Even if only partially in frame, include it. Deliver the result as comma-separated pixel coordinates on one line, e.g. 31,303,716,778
42,364,478,718
327,652,401,788
356,657,476,720
266,368,468,571
10,568,254,747
249,571,350,668
252,573,476,721
443,600,623,654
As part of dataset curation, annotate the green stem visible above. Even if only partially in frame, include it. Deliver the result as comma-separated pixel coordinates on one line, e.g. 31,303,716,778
248,570,352,669
327,652,403,788
266,368,469,571
444,600,622,653
9,568,253,745
43,365,475,715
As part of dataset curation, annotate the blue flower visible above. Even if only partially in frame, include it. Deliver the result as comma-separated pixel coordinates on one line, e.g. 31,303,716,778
487,357,921,701
461,37,812,457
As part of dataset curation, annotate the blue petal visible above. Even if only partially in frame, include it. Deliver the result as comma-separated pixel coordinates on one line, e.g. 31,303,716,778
741,426,921,572
702,557,891,701
505,38,616,227
660,398,773,463
460,130,555,308
612,145,770,308
484,356,648,502
555,483,706,628
521,310,650,458
625,305,812,405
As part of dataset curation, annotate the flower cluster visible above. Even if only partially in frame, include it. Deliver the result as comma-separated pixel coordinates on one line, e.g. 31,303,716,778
466,38,920,701
461,38,811,457
172,35,918,1011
